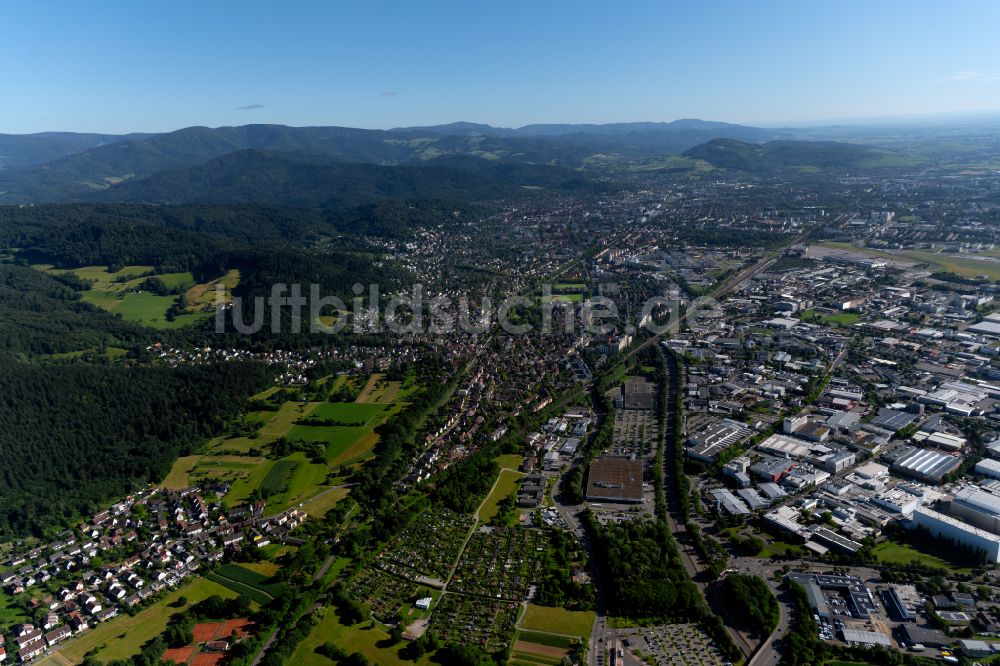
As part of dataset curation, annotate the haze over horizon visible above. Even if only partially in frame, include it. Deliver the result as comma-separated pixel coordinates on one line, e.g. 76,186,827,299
3,0,999,135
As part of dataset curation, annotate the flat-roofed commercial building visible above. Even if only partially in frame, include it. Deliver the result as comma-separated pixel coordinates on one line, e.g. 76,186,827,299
950,487,1000,533
686,418,753,463
883,584,920,621
585,455,644,503
976,458,1000,481
912,507,1000,563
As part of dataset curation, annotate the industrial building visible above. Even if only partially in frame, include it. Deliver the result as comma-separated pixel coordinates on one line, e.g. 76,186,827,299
685,418,753,463
840,629,891,647
911,507,1000,563
883,584,920,621
889,446,963,484
950,487,1000,534
585,455,644,503
785,572,877,619
976,458,1000,481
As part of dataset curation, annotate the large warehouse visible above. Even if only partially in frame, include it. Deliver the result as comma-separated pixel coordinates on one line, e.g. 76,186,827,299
911,507,1000,563
586,455,644,503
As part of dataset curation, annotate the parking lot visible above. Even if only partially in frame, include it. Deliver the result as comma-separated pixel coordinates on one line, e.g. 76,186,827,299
619,623,729,666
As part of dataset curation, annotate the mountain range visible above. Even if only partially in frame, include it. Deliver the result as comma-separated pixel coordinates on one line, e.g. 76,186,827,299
0,119,939,206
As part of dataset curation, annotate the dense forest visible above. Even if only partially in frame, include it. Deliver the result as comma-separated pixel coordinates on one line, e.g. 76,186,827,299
0,359,271,537
0,265,153,355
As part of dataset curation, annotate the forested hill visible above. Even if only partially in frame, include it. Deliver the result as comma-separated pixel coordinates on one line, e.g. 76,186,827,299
0,359,271,537
0,199,424,537
682,138,912,171
85,149,607,207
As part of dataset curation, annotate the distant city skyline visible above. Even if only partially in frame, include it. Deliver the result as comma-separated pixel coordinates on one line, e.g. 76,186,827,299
2,0,999,134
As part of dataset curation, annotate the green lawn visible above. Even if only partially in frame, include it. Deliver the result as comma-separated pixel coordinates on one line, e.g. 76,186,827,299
757,539,807,559
495,454,523,470
820,312,860,326
478,469,524,523
873,540,969,570
0,589,27,626
519,604,595,639
287,605,435,666
48,577,238,664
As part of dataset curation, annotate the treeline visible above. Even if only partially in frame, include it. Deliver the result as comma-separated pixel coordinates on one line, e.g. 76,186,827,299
723,574,779,636
0,358,271,537
0,201,472,249
582,514,704,621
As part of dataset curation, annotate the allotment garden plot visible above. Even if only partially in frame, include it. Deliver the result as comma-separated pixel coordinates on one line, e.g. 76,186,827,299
372,507,475,585
449,525,547,600
432,593,521,654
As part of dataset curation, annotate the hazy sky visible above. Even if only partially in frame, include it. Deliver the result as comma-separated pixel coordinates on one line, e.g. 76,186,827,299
2,0,999,134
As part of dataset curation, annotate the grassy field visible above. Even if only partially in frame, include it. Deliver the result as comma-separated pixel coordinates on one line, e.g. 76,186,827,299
496,454,523,470
300,486,350,518
259,459,298,496
757,539,807,559
820,312,860,327
541,293,583,304
356,375,402,403
519,604,595,639
162,374,412,520
45,577,238,665
310,402,386,424
287,605,435,666
160,455,203,490
184,269,240,310
478,469,524,523
207,563,287,604
873,540,970,570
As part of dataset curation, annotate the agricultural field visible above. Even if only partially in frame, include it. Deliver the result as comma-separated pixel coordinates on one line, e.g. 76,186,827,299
44,577,238,665
511,630,577,666
161,373,412,520
449,526,547,600
374,508,475,585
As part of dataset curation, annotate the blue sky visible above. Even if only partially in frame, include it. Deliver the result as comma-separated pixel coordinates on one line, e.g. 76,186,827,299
2,0,999,133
